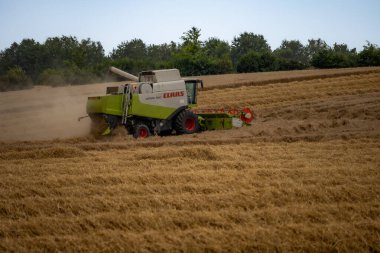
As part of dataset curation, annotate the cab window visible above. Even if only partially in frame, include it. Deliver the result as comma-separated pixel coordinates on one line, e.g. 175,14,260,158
185,81,197,105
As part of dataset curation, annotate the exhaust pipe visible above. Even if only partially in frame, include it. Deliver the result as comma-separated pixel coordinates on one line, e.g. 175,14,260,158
109,66,138,82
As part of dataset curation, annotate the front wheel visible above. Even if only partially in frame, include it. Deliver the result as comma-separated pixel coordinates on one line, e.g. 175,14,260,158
175,110,199,134
133,123,151,139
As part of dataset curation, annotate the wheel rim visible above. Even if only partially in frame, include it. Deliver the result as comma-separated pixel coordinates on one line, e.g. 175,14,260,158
139,128,148,138
185,118,196,131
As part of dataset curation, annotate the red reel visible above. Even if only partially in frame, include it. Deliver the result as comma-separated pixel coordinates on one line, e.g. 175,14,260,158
240,107,254,124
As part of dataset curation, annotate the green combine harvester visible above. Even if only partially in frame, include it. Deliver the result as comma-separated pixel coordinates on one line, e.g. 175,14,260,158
84,67,253,138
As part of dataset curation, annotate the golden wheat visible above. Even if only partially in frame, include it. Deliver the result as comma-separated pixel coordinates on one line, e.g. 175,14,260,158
0,69,379,252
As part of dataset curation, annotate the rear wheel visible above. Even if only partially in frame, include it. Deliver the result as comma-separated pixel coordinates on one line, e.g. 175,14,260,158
133,123,151,139
175,110,199,134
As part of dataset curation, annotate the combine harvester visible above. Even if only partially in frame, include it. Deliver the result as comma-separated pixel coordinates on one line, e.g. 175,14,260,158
84,67,253,138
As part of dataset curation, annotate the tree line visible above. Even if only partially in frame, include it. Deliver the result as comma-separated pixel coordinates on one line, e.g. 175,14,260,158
1,27,379,91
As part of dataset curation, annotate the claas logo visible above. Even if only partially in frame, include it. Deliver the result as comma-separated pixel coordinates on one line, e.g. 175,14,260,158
163,91,185,98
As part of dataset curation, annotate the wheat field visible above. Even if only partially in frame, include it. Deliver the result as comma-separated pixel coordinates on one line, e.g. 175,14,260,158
0,68,379,252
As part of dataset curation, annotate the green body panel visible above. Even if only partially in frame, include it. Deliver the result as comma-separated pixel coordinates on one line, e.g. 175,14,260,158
198,113,233,130
87,95,123,116
86,94,238,130
128,95,177,119
86,94,178,119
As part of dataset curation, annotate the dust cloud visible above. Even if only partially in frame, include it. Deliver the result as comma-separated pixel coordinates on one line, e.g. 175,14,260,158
0,82,121,141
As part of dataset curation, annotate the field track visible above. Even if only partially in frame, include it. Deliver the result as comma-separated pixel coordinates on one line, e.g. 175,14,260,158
0,67,379,252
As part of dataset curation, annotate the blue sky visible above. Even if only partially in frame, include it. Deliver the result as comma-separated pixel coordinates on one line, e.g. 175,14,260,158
0,0,379,54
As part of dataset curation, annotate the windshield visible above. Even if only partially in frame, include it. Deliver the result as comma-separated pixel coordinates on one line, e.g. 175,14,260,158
185,81,197,105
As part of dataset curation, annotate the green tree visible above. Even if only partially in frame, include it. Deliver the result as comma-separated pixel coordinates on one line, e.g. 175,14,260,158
44,36,80,68
147,42,178,62
333,43,356,54
0,39,44,80
0,66,32,91
203,38,233,74
37,68,67,86
111,39,147,60
237,51,276,73
41,36,104,83
312,45,358,69
274,40,309,69
358,42,380,66
173,27,204,75
231,32,271,65
74,38,104,68
204,37,231,58
306,39,329,61
180,27,202,54
174,27,233,75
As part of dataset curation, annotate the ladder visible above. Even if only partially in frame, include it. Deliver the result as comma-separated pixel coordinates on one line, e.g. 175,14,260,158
122,84,131,125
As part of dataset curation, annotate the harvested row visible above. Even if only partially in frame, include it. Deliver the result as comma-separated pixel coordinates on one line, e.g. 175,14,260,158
195,66,380,90
198,73,380,109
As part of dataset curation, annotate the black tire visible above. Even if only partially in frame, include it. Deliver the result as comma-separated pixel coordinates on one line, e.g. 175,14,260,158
175,110,199,134
159,130,173,136
133,123,151,139
124,125,134,135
